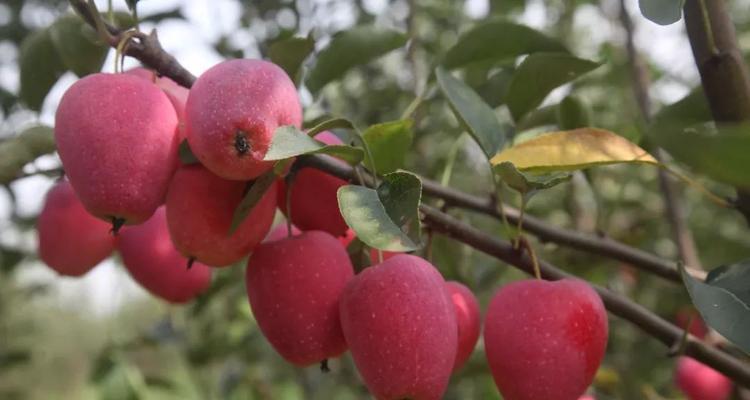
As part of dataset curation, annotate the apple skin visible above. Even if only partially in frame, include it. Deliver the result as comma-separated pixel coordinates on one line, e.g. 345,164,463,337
118,207,211,304
277,131,349,236
126,67,189,138
245,231,353,366
445,281,481,371
339,254,457,400
37,180,116,276
185,59,302,180
675,357,732,400
165,164,276,267
484,278,608,400
54,73,179,225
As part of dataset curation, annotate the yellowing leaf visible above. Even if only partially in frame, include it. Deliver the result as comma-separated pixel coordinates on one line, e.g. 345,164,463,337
490,128,657,172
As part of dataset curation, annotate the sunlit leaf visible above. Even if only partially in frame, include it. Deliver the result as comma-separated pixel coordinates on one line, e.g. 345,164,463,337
362,120,414,174
264,126,364,164
681,260,750,354
490,128,658,172
506,53,600,121
0,126,57,184
306,117,354,137
436,67,508,158
337,172,421,252
442,19,567,69
306,25,407,95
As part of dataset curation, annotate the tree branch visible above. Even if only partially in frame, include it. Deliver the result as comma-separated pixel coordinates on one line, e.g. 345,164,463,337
683,0,750,223
619,0,703,270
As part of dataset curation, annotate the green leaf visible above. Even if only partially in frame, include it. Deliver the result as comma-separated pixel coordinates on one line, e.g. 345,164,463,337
269,34,315,85
556,95,591,130
264,126,364,165
362,120,414,174
178,140,199,165
494,162,571,200
228,171,277,234
306,25,407,95
49,14,108,77
0,126,57,185
0,350,31,369
652,123,750,187
0,247,24,274
516,105,558,132
19,29,67,111
681,260,750,354
345,236,372,272
505,53,601,122
306,117,355,137
436,67,508,158
650,88,710,134
639,0,684,26
442,19,568,69
337,172,422,252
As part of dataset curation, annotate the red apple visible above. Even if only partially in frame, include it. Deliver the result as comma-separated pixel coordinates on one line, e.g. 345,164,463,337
185,59,302,180
246,231,353,366
54,73,179,226
118,207,211,303
165,164,276,267
446,281,481,371
675,357,732,400
127,67,189,139
37,180,115,276
339,254,456,400
484,278,608,400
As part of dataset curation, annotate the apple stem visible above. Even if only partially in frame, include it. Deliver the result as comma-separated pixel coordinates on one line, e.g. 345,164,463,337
284,172,296,237
110,217,125,235
186,257,195,270
320,359,330,373
234,130,251,156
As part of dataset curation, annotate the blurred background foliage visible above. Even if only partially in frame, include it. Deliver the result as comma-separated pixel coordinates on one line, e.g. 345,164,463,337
1,0,750,399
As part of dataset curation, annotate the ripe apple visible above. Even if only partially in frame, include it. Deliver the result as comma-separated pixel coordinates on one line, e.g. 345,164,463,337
37,180,115,276
484,278,608,400
674,356,732,400
245,231,353,366
446,281,481,371
54,73,179,226
339,254,456,400
185,59,302,180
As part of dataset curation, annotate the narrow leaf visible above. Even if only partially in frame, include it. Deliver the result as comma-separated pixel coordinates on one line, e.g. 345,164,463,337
269,34,315,85
362,120,414,174
264,126,364,165
228,171,277,234
306,25,407,95
490,128,658,173
49,14,108,77
337,172,422,252
506,53,601,121
19,29,67,111
307,117,355,137
681,261,750,354
639,0,684,26
443,19,568,69
556,95,591,130
436,67,508,158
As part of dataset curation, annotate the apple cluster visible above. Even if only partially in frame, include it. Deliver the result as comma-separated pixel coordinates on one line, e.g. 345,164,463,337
39,58,618,399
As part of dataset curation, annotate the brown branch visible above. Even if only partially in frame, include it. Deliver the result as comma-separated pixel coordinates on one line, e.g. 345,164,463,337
419,205,750,388
683,0,750,224
619,0,703,270
298,155,706,282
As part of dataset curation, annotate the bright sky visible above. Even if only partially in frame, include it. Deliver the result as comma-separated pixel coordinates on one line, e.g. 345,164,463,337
0,0,697,316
